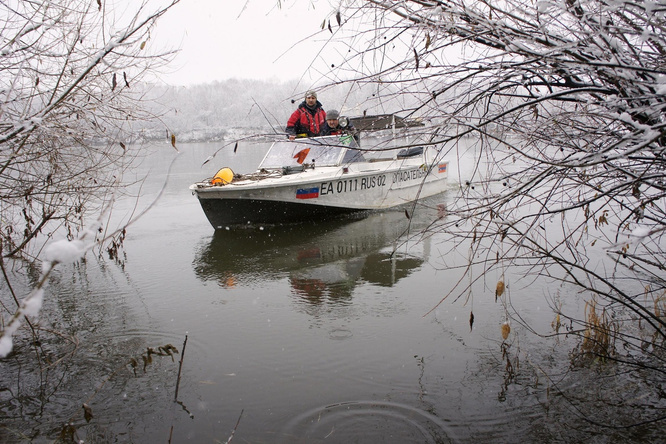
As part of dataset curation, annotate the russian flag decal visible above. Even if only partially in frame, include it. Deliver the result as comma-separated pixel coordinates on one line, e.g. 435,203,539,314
296,187,319,199
438,163,447,173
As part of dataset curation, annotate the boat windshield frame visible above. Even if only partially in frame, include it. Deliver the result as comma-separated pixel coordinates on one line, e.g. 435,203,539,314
259,135,359,170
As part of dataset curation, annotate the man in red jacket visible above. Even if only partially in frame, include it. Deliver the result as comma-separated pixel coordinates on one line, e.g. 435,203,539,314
286,90,326,140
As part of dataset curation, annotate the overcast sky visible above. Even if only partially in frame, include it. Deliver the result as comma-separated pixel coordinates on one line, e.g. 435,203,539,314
149,0,335,86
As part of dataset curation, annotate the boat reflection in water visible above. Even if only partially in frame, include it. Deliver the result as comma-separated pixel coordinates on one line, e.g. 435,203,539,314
192,207,439,306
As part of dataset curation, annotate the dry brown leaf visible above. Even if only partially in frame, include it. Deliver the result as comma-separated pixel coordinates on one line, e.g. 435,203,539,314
552,312,561,332
495,280,505,301
501,322,511,340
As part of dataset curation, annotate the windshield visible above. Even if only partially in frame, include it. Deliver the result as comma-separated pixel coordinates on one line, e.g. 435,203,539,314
259,135,358,169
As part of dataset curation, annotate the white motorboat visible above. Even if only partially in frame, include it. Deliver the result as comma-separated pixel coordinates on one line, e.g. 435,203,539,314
190,134,448,228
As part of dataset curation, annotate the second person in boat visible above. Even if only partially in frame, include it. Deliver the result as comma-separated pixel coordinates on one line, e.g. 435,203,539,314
286,90,326,140
319,109,356,136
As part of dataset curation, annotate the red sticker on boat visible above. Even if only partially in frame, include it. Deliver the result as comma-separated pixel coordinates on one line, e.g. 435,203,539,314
296,187,319,199
293,148,310,164
438,163,447,173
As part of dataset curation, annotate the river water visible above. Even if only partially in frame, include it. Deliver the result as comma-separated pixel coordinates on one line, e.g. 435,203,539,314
0,139,654,443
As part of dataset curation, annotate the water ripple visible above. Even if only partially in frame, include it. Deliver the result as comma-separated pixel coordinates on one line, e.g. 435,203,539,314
277,400,455,443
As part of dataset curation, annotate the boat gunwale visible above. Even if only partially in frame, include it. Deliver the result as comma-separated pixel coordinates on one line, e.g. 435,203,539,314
190,157,446,195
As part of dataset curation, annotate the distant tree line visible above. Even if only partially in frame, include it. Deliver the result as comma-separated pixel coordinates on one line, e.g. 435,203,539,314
137,79,425,141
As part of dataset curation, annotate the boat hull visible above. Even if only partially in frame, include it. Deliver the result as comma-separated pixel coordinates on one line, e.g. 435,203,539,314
198,197,363,227
192,160,448,228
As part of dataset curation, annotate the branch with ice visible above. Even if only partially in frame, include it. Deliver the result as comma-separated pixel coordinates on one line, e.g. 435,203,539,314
0,146,179,358
0,229,96,358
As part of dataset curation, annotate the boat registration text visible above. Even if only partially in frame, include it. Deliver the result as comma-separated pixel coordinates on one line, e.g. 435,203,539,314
320,174,387,196
296,167,429,200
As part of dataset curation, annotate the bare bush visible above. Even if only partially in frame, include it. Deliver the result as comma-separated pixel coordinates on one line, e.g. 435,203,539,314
319,0,666,428
0,0,179,259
